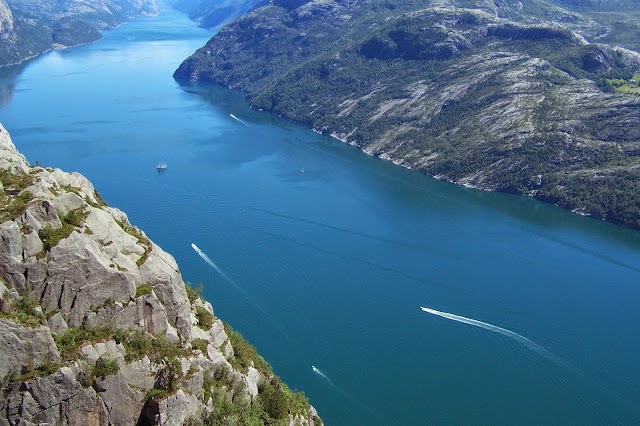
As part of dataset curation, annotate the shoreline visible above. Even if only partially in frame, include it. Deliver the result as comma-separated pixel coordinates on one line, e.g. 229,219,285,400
0,11,160,69
245,102,633,231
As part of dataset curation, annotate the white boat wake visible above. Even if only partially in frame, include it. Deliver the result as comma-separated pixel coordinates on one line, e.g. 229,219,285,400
420,306,627,422
191,242,291,340
312,365,331,382
229,113,249,125
191,243,233,283
420,306,569,369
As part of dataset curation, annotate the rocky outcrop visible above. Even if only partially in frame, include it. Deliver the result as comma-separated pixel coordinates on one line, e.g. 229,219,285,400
0,123,321,425
0,0,14,38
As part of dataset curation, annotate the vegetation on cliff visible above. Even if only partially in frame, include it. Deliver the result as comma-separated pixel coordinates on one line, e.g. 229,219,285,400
0,124,321,425
175,0,640,229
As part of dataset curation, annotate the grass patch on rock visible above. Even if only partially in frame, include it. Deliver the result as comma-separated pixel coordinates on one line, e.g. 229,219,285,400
135,283,153,298
195,306,214,330
38,207,89,251
0,296,45,328
116,219,152,266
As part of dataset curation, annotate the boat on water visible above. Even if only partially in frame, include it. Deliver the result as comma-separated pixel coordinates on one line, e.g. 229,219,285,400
157,162,167,170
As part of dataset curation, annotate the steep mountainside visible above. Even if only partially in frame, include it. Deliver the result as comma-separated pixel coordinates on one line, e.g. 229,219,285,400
488,0,640,52
175,0,640,229
170,0,263,29
0,124,321,425
0,0,158,66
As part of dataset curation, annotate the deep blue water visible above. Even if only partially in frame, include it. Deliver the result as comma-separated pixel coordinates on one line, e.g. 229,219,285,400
1,10,640,424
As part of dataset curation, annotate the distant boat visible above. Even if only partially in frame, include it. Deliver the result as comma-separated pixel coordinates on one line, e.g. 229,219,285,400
301,168,304,173
157,162,167,170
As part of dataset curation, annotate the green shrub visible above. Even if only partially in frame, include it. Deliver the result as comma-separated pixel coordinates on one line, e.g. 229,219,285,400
145,387,172,401
135,283,153,298
93,190,108,207
0,190,34,221
0,295,45,327
195,306,214,330
13,361,62,382
258,381,289,420
91,355,119,380
224,323,271,375
38,208,89,251
113,329,190,363
63,207,89,227
282,383,311,416
0,170,34,191
185,282,203,303
39,224,73,251
54,326,114,360
192,338,209,353
116,219,153,266
187,387,267,426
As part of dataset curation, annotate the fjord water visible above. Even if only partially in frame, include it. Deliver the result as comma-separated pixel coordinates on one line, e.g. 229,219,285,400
1,10,640,424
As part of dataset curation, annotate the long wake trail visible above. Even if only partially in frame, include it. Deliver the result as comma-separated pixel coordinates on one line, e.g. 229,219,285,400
191,243,234,284
420,306,574,372
191,243,290,340
420,306,626,422
311,365,332,382
311,365,362,407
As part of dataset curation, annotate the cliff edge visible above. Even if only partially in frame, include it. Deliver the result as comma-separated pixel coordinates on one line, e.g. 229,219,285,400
0,123,321,425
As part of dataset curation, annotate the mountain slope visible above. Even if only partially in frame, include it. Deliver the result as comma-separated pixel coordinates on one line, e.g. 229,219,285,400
0,0,158,66
170,0,263,29
175,1,640,229
0,123,321,425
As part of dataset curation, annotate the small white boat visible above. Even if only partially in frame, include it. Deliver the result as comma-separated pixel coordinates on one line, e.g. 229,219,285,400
301,168,305,173
157,162,167,170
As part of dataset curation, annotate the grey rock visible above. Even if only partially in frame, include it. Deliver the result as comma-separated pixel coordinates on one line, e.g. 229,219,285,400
159,389,203,426
47,312,68,334
0,320,59,386
0,221,25,291
60,387,109,426
26,366,82,410
139,246,193,340
119,357,157,390
79,340,126,367
97,373,145,425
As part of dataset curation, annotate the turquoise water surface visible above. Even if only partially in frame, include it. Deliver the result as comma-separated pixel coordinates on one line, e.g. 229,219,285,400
1,10,640,424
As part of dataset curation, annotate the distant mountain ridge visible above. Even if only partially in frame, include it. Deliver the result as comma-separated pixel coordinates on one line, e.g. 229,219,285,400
169,0,264,29
175,0,640,229
0,0,158,66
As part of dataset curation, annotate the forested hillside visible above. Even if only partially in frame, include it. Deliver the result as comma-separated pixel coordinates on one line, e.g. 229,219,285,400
176,0,640,229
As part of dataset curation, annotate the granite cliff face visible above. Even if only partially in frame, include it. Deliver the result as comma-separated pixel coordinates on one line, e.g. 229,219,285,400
175,0,640,229
0,0,158,66
0,123,321,425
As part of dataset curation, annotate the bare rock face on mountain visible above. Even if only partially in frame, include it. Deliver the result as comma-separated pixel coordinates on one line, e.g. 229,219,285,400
0,123,322,425
0,0,14,38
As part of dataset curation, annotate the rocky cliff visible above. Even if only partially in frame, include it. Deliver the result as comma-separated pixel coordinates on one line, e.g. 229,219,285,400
175,1,640,229
0,0,158,66
0,123,321,425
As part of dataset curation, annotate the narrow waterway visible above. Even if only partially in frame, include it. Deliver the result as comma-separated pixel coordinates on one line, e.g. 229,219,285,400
1,10,640,424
